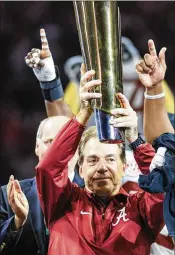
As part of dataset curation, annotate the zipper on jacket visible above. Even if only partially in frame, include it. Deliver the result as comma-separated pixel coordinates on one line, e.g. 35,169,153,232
102,207,106,220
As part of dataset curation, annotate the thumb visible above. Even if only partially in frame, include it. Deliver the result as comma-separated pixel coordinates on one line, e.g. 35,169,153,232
116,93,131,110
159,47,166,66
80,63,86,76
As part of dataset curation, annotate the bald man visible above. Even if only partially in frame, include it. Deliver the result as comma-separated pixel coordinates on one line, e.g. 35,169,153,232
0,116,76,255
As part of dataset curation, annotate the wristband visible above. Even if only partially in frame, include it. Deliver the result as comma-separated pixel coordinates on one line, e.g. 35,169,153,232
42,86,63,102
129,133,145,150
144,91,165,99
40,66,64,102
39,66,60,89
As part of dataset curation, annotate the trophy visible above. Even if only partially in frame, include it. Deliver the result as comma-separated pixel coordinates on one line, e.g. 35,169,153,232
73,1,124,143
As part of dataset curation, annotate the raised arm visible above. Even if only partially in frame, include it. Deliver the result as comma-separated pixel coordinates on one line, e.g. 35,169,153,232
136,40,174,143
36,66,101,227
25,28,73,118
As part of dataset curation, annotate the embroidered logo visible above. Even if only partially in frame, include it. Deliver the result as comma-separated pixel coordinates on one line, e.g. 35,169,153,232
80,210,92,216
112,207,129,226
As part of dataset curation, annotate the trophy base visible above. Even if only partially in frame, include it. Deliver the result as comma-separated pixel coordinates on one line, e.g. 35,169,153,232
94,109,125,144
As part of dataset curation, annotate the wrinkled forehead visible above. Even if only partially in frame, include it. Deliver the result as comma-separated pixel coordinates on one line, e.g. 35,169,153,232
83,137,120,158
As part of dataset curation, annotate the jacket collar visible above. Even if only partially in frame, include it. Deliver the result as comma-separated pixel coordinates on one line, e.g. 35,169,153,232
85,186,128,198
85,187,128,210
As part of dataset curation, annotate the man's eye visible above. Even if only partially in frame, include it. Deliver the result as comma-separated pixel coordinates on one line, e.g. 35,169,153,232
44,140,53,145
106,158,115,163
88,158,97,165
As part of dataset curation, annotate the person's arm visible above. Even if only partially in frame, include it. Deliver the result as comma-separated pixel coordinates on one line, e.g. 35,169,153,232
0,185,25,254
133,143,155,175
144,83,173,143
25,28,73,118
44,98,73,118
36,66,101,227
136,40,174,143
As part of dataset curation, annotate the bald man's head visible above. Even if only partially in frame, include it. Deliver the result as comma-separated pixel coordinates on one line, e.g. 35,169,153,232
35,116,70,160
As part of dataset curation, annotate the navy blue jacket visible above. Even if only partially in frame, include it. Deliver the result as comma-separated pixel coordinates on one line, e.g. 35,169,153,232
139,133,175,239
0,178,48,255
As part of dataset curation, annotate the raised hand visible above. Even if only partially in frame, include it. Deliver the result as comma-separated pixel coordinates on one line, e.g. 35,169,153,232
79,64,102,111
76,64,102,125
109,93,138,143
25,28,56,82
136,40,167,87
7,175,29,229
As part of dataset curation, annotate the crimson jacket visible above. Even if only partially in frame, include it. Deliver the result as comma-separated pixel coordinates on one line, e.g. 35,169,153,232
36,118,164,255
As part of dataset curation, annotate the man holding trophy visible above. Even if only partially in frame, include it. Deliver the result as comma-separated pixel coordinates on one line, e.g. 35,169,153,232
35,1,168,254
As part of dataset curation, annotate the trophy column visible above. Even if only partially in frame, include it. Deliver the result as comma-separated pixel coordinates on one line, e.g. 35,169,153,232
74,1,125,143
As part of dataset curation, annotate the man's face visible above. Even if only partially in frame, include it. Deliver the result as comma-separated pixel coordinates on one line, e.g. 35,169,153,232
79,137,124,197
36,117,69,161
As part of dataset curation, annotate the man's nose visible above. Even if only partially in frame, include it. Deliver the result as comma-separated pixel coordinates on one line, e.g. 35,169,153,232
96,160,108,173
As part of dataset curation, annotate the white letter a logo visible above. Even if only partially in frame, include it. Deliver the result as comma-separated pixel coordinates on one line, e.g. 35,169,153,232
112,207,129,226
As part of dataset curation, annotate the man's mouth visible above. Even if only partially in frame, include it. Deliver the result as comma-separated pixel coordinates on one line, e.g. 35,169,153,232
93,177,110,181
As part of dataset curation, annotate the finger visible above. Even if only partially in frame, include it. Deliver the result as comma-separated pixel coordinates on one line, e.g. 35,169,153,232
27,62,34,68
31,48,41,55
109,116,131,124
144,54,154,68
28,53,40,68
40,28,49,50
115,93,131,110
83,79,101,91
25,57,31,65
13,189,23,208
139,60,152,73
25,55,34,65
9,184,15,203
159,47,167,66
31,51,40,59
7,175,14,199
81,92,102,100
10,175,14,181
27,52,32,59
15,191,26,207
25,53,34,67
135,64,144,73
80,70,95,86
148,39,157,57
13,180,22,193
110,108,130,116
80,63,86,76
7,182,13,201
38,59,45,67
31,54,40,66
112,121,134,128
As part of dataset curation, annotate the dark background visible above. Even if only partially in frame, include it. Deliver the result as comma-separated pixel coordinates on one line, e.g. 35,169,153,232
0,1,174,185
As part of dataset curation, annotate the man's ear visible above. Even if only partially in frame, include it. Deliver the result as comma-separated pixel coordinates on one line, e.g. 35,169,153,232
122,163,126,177
35,139,39,157
79,166,84,179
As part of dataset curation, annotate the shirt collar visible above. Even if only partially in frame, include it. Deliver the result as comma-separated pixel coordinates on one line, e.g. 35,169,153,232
86,187,128,204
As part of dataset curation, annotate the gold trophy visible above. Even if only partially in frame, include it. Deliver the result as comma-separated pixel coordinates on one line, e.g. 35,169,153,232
74,1,124,143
